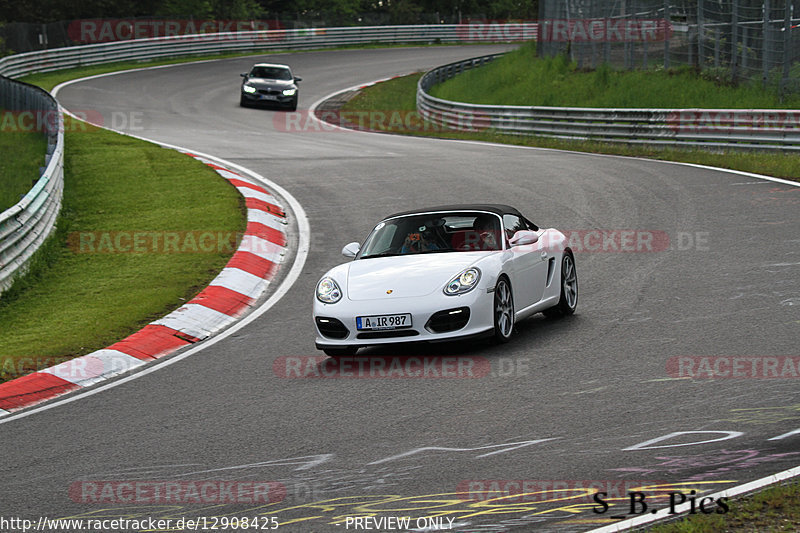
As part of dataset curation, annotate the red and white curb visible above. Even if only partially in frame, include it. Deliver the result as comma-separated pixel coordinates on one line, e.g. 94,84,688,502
0,153,288,415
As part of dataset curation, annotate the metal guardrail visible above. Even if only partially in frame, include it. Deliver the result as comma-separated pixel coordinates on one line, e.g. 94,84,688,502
417,54,800,151
0,76,63,293
0,25,514,79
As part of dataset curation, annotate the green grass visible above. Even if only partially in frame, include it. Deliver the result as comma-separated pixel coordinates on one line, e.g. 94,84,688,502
430,41,800,108
0,110,47,212
0,118,245,382
340,72,800,182
645,480,800,532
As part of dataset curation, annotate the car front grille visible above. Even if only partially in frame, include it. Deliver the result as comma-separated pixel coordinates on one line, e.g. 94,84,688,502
257,88,281,95
316,317,349,339
425,307,471,333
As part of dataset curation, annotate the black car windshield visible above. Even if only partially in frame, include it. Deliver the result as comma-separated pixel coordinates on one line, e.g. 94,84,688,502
359,212,503,258
250,67,292,80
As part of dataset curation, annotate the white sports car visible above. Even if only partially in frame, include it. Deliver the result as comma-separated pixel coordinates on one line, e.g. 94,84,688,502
313,205,578,357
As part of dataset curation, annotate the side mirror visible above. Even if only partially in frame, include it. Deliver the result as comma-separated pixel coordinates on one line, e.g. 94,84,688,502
342,242,360,258
294,76,302,83
240,73,247,77
509,230,539,246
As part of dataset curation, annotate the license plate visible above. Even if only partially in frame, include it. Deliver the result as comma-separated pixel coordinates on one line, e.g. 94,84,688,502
262,95,278,100
356,313,412,331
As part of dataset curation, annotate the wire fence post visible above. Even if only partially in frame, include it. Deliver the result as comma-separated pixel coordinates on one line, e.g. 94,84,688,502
663,0,670,69
741,26,748,71
783,1,792,92
763,0,771,87
697,0,704,68
731,0,739,83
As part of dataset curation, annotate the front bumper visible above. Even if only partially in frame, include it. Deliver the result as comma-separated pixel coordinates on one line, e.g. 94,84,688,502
241,90,296,107
313,288,495,350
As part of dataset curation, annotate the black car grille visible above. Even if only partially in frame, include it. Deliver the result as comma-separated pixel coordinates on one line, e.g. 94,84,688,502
257,88,282,95
357,330,420,340
316,317,349,339
425,307,471,333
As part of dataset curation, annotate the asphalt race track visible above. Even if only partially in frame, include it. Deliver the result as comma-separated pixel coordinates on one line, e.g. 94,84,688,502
1,45,799,532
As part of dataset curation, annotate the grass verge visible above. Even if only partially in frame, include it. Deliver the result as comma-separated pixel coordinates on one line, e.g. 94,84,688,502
645,479,800,532
0,117,244,382
431,41,800,108
339,72,800,182
0,111,47,212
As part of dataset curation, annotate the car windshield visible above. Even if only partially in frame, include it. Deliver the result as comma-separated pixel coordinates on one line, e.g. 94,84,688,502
250,66,292,80
358,212,503,258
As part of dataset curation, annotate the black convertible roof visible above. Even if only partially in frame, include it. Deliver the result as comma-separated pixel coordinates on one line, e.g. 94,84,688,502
385,204,525,220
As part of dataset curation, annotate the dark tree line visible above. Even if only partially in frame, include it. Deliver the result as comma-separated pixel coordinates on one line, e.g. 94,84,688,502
0,0,539,24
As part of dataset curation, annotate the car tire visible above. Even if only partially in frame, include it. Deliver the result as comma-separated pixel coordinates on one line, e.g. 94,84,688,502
323,346,358,358
543,250,578,318
240,95,249,108
288,98,298,112
493,276,514,343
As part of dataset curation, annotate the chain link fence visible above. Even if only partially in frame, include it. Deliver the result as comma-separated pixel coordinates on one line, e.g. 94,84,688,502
538,0,800,90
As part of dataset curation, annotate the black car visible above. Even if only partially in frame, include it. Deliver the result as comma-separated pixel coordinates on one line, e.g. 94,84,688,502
240,63,301,111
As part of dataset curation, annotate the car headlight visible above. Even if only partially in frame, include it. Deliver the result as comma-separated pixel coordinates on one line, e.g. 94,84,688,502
316,277,342,303
242,85,257,94
282,88,297,96
444,267,481,296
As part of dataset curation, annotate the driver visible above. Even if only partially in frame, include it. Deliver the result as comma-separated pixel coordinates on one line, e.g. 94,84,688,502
401,226,440,254
472,214,500,251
